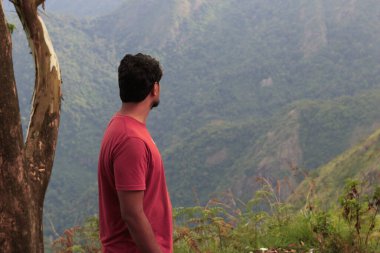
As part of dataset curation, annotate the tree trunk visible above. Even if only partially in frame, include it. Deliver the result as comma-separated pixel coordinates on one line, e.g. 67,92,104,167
0,0,62,252
0,1,31,252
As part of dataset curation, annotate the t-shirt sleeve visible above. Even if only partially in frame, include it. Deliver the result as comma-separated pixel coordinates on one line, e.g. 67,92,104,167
113,137,149,191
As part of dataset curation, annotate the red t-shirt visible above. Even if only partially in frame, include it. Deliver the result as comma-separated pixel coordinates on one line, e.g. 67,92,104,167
98,114,173,253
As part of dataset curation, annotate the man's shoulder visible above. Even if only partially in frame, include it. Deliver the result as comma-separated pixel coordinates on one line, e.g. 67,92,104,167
103,116,153,149
107,115,143,136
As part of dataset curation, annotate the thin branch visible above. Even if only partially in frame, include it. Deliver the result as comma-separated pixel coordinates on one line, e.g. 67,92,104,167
46,215,60,238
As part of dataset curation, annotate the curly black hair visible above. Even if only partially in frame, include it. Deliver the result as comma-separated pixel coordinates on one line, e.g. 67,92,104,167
118,53,162,103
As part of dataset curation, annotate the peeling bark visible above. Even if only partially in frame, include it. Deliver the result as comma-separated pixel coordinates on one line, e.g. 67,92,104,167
0,0,61,252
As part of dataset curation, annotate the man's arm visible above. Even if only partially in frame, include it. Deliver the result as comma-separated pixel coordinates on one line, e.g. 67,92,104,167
117,190,162,253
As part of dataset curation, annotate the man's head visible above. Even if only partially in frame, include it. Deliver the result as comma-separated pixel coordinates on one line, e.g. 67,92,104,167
118,53,162,108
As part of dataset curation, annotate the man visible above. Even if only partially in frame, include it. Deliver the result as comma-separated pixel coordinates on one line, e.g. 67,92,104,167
98,53,172,253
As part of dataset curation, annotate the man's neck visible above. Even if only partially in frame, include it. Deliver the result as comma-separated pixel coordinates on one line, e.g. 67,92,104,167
118,102,150,124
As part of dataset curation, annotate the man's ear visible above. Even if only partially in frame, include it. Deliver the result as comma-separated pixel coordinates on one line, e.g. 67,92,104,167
152,82,160,96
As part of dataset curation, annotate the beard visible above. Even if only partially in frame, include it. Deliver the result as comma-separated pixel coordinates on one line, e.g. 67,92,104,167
151,99,160,109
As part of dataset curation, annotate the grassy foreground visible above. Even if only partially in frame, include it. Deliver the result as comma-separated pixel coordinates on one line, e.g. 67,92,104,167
51,179,380,253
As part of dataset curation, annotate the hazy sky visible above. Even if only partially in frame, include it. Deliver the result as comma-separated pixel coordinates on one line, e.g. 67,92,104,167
3,0,125,17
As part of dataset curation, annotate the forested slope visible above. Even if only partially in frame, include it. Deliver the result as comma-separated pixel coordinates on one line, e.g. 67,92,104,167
289,127,380,208
167,90,380,205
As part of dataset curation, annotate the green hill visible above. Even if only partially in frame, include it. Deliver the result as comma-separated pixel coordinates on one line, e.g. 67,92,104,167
289,127,380,208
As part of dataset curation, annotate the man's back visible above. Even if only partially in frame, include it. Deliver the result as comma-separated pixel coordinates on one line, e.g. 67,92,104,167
98,114,172,253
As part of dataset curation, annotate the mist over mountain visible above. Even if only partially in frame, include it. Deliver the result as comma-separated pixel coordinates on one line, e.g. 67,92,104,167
6,0,380,236
43,0,124,17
